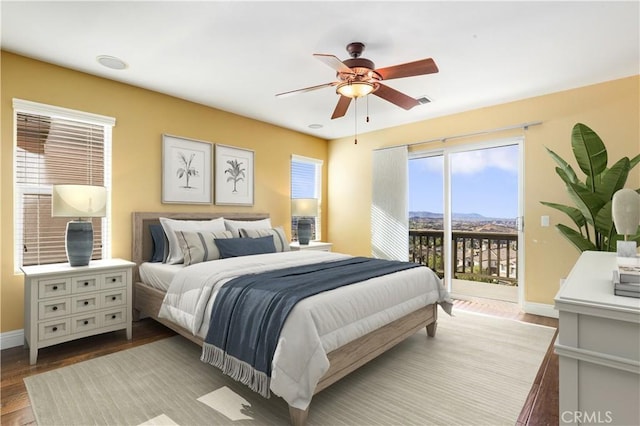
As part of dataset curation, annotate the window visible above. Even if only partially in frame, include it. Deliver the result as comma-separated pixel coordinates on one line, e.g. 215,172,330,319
13,99,115,269
291,154,323,241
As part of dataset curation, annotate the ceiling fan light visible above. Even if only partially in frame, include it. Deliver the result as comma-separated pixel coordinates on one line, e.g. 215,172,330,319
336,81,374,98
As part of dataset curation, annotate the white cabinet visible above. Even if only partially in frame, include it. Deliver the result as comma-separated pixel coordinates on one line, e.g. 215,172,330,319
22,258,134,364
555,251,640,426
289,241,333,252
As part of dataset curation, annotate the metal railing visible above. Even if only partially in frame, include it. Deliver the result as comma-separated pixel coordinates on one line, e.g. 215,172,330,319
409,230,518,285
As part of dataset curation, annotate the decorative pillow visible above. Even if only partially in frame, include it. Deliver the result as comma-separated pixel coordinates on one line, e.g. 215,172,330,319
214,236,276,259
239,226,290,252
160,217,226,264
224,218,272,238
175,230,233,266
149,224,168,263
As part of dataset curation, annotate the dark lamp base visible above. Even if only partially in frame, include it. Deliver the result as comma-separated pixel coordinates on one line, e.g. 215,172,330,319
66,221,94,266
297,218,312,245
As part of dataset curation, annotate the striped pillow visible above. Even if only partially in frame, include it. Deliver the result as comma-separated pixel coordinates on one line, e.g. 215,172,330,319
174,230,233,266
239,226,290,252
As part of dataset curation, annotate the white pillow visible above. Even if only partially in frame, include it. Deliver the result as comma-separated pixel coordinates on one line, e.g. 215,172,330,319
239,226,290,252
159,217,226,264
175,230,233,266
224,218,272,237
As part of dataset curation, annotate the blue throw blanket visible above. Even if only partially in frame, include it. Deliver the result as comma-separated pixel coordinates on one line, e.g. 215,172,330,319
201,256,421,397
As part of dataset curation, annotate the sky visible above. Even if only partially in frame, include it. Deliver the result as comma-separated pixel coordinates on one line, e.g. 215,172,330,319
409,144,519,219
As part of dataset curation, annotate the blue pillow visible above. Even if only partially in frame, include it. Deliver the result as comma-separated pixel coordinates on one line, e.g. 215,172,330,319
149,224,167,263
214,236,276,259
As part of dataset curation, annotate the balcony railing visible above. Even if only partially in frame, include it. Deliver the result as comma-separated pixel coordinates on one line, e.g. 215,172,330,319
409,230,518,285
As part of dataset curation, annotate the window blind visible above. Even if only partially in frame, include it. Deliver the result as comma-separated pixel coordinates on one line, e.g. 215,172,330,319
371,146,409,260
291,155,323,240
14,100,114,268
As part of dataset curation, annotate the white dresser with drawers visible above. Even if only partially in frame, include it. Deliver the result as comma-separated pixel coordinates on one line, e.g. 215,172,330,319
22,258,134,364
555,251,640,425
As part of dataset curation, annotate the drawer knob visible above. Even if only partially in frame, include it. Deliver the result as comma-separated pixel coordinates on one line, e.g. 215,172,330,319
84,282,89,286
52,306,58,311
84,301,89,306
111,278,117,282
52,285,58,290
83,320,89,325
111,314,116,319
52,326,58,332
112,296,117,301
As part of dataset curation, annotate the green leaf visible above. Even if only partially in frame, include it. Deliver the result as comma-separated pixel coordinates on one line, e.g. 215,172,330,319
556,224,597,252
555,167,573,186
629,153,640,170
571,123,608,190
595,201,616,251
567,182,605,226
596,157,630,203
540,201,586,228
546,147,579,184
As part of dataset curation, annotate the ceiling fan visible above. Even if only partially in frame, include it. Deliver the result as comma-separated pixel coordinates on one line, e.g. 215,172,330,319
276,42,439,119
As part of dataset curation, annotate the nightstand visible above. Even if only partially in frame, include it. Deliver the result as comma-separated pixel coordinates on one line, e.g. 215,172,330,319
21,258,134,364
290,241,333,252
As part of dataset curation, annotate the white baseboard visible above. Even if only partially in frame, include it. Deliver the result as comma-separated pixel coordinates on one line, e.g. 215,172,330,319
523,301,558,319
0,329,24,350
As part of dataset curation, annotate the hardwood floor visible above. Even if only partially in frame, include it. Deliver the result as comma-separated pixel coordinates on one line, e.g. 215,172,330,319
1,300,558,426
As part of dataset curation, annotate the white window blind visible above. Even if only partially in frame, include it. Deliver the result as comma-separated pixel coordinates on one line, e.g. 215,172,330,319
291,155,323,241
371,146,409,260
13,99,114,269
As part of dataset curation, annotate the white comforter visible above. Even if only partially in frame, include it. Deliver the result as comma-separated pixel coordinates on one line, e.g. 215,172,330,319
158,250,451,409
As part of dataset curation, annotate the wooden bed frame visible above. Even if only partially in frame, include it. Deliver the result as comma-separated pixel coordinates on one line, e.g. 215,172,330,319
131,212,438,426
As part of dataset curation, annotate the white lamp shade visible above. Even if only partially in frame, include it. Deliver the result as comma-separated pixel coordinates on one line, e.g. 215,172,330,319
612,188,640,236
291,198,318,217
52,185,107,218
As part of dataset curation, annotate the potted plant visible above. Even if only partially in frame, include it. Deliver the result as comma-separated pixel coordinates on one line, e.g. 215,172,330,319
541,123,640,252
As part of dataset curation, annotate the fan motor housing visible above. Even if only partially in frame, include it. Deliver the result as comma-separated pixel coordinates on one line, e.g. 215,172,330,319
340,58,382,82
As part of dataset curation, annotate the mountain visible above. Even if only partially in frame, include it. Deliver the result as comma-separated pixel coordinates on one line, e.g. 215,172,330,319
409,211,514,221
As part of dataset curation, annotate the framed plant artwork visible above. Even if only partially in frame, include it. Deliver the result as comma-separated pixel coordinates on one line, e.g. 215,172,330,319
161,134,213,204
215,144,254,206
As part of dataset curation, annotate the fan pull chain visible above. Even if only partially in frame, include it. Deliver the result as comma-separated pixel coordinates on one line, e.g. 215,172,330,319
354,98,358,144
366,95,370,123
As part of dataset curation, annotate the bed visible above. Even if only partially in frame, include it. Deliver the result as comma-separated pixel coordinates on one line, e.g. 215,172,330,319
131,211,451,426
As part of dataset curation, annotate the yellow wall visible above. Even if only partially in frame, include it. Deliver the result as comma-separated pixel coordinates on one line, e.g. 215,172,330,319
328,75,640,306
1,52,328,332
2,50,638,333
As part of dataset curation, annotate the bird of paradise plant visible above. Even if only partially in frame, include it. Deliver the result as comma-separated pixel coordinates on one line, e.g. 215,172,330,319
541,123,640,252
225,159,245,192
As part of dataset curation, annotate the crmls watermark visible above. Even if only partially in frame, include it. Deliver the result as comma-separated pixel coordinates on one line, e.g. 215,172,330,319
561,411,613,424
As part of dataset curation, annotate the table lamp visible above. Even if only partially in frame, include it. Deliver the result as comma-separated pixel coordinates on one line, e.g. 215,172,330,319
291,198,318,245
612,188,640,257
52,184,107,266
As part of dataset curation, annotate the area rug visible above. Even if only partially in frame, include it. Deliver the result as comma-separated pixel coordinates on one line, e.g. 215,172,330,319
25,310,555,426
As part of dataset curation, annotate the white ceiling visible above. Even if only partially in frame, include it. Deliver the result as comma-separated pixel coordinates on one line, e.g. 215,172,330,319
2,1,638,140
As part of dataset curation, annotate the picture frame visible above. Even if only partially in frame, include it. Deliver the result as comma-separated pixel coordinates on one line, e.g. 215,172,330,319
161,134,213,204
215,144,254,206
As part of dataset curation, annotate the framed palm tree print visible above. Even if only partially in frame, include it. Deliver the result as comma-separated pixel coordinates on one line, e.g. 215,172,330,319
161,134,213,204
215,144,254,206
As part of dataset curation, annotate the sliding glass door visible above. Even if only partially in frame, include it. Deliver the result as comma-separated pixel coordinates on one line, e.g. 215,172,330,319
409,138,523,304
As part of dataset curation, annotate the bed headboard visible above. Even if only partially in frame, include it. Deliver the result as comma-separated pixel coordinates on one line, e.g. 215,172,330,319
131,211,270,282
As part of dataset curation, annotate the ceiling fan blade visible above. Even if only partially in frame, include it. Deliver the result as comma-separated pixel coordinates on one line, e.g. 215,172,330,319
331,95,352,119
373,83,420,110
275,82,337,97
376,58,438,80
314,54,353,74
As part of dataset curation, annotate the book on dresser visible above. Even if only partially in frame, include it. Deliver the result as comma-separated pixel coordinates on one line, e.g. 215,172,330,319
613,270,640,298
616,256,640,281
